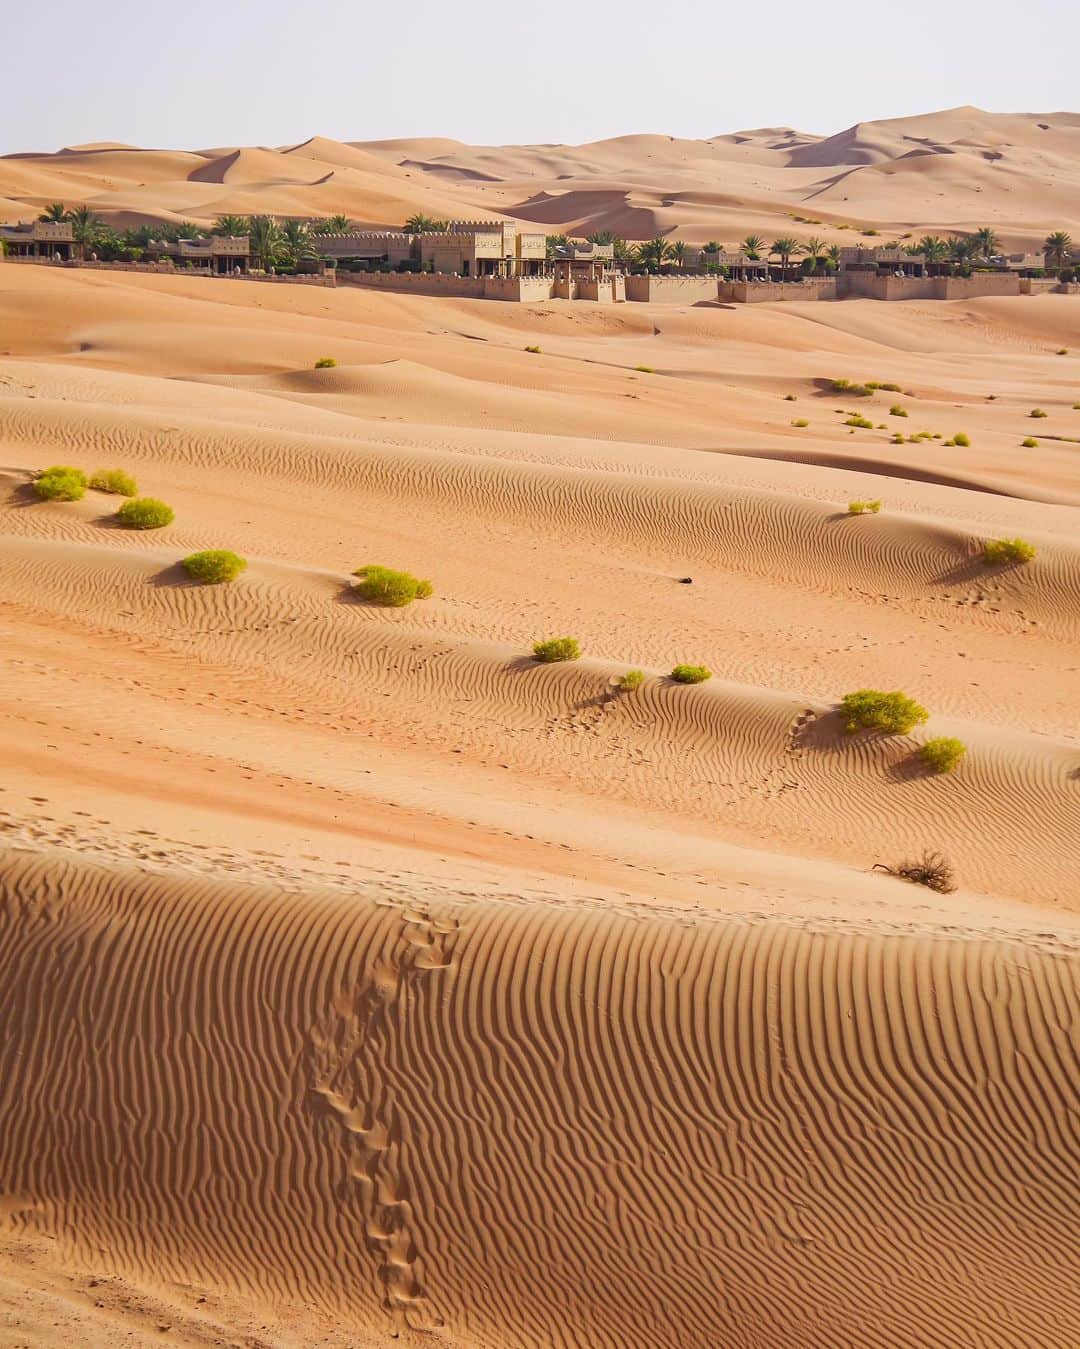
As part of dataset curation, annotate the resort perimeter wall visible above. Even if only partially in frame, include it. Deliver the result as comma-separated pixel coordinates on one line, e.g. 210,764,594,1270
719,280,838,303
624,276,718,304
840,273,1021,300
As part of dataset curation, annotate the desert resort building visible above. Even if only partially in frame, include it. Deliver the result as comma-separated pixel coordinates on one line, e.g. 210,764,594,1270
2,217,1076,305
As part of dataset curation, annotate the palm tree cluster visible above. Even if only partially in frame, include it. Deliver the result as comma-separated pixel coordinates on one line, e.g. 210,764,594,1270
404,214,449,233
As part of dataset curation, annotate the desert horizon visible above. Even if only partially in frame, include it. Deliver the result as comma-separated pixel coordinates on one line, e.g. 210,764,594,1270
1,90,1079,1349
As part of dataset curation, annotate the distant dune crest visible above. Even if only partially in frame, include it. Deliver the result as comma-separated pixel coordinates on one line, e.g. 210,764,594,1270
2,106,1079,245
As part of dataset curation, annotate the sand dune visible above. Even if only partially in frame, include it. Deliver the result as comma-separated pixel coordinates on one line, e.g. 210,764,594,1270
1,218,1079,1345
1,849,1078,1348
4,107,1080,245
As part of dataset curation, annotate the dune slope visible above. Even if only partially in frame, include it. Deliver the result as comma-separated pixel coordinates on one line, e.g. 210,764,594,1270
2,849,1078,1349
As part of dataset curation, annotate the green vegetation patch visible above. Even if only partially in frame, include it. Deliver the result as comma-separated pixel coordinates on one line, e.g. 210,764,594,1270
845,415,874,429
532,636,581,663
619,669,646,692
352,565,433,607
839,688,929,735
182,550,248,584
847,499,882,515
89,468,138,497
920,737,966,774
670,664,712,684
33,465,87,501
1030,408,1048,418
314,357,337,369
116,497,174,529
983,537,1036,565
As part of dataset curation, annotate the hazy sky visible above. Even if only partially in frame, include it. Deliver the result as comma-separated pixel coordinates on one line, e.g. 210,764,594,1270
3,0,1076,154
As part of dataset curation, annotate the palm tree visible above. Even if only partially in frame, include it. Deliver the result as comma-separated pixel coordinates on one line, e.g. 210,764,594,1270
913,235,948,272
1044,230,1073,273
826,244,842,268
315,214,352,234
214,214,249,237
672,240,687,270
803,236,825,271
770,236,802,279
636,235,676,273
972,226,1000,263
946,234,976,273
38,203,68,223
248,215,285,272
404,214,447,233
545,233,569,261
586,230,615,245
703,240,723,255
741,234,765,260
280,218,315,268
66,205,105,256
611,237,631,261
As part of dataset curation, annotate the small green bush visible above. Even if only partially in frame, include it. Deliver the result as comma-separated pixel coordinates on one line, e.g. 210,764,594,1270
635,365,655,374
524,345,541,354
891,433,906,444
952,432,971,447
1056,348,1067,356
1030,408,1048,418
182,550,248,584
920,737,966,774
1022,436,1038,448
845,415,874,429
670,664,711,684
352,565,433,607
848,499,882,515
783,393,797,401
532,637,581,663
889,405,908,417
983,537,1036,565
832,379,871,397
791,418,809,427
33,466,87,501
89,468,138,497
619,669,646,692
839,688,929,735
116,497,174,529
314,357,337,369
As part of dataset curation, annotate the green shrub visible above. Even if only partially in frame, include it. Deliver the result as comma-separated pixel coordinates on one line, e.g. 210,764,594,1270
532,637,581,663
791,418,809,427
352,564,433,607
891,433,906,444
524,345,541,354
1056,348,1067,356
839,689,929,735
952,432,971,447
1022,436,1038,448
832,379,872,396
783,393,797,401
865,381,902,393
848,499,882,515
982,537,1036,565
314,357,337,369
1030,408,1048,418
920,737,966,774
116,497,174,529
182,550,247,584
889,405,908,417
89,468,138,497
670,664,711,684
33,466,87,501
845,415,874,429
635,365,655,374
619,668,645,692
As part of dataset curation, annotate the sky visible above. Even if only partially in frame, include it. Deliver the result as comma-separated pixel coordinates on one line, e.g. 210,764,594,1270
3,0,1077,154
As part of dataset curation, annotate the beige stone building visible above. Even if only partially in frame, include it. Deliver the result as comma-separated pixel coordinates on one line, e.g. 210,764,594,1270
313,221,546,277
0,221,79,260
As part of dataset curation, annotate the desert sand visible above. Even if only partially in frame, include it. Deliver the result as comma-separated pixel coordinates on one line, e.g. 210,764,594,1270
1,113,1079,1347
